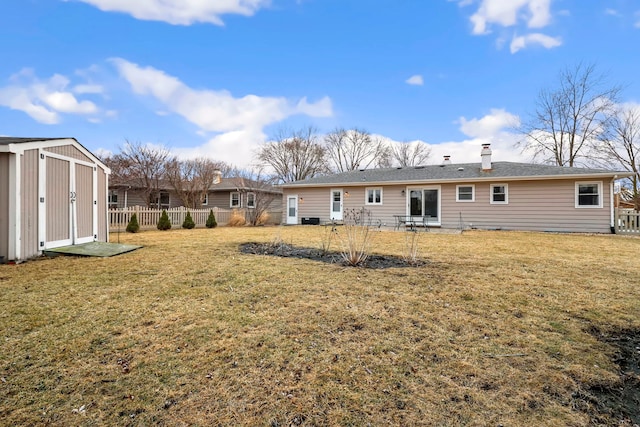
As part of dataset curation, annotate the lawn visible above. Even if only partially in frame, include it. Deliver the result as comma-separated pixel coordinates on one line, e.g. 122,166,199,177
1,227,639,426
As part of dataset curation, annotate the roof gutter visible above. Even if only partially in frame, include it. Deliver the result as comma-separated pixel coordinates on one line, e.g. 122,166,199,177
279,171,635,188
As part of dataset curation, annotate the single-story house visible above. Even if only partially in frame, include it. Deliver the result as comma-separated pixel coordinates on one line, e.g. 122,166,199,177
109,177,282,212
0,137,110,262
280,144,633,233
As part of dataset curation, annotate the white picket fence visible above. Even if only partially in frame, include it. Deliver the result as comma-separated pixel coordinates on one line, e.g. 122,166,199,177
615,209,640,235
109,206,282,230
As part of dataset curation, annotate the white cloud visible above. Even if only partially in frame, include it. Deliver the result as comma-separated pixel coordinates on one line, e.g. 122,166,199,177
605,8,620,17
111,58,332,168
111,58,332,134
173,129,264,168
71,0,270,25
0,69,99,124
405,75,424,86
467,0,552,34
458,108,520,138
430,109,525,164
635,11,640,28
458,0,561,53
510,32,562,53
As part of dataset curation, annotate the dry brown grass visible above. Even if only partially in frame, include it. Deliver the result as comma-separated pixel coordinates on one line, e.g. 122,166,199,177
1,227,639,426
227,209,247,227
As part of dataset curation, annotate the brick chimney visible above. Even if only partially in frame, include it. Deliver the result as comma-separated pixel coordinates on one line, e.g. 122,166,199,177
443,155,451,165
481,144,492,171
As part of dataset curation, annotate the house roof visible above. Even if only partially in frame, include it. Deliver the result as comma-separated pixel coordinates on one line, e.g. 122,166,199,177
111,177,282,193
281,161,633,187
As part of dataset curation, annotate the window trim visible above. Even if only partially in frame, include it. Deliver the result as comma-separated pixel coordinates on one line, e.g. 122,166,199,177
201,193,209,206
365,187,383,205
575,181,603,208
150,190,170,209
108,189,118,207
246,192,256,208
490,184,508,205
230,191,240,208
456,184,475,202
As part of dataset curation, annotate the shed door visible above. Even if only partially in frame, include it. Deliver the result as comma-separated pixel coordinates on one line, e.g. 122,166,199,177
43,154,97,249
74,163,96,244
45,157,73,248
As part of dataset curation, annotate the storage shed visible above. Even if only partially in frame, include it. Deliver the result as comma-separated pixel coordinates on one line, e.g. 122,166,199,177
0,137,110,262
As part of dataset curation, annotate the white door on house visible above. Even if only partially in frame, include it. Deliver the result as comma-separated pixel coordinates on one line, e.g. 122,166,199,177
286,195,298,225
330,189,343,221
408,187,440,225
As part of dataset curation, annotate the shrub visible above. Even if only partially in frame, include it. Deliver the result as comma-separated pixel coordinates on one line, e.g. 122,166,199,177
256,211,270,226
157,210,172,230
126,213,140,233
206,210,218,228
182,211,195,229
227,209,247,227
338,208,373,266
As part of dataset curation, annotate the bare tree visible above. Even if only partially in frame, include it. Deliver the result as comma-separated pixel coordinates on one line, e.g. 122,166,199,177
115,140,171,207
391,141,432,167
165,158,226,209
519,63,621,167
324,128,391,172
230,167,279,226
256,126,326,183
594,106,640,209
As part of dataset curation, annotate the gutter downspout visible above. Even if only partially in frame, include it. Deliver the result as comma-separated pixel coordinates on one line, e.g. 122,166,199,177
610,177,616,233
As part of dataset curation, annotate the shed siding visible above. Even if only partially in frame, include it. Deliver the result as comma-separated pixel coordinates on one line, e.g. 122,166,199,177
0,153,9,259
76,164,94,239
44,145,92,163
440,179,612,233
46,157,71,243
97,169,108,241
20,150,39,259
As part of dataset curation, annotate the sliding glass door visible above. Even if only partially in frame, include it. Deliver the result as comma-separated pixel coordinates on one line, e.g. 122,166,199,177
408,187,440,224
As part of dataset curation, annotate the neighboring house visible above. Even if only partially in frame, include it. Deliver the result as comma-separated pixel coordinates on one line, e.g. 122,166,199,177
109,177,282,211
280,144,634,233
0,137,110,262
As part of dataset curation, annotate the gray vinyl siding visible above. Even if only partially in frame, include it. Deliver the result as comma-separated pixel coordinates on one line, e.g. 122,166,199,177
284,178,613,233
285,185,407,226
21,150,39,259
207,192,232,208
44,144,92,163
440,179,612,233
0,154,9,260
97,168,108,241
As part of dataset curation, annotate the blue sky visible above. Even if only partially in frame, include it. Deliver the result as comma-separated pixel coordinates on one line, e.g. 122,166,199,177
1,0,639,168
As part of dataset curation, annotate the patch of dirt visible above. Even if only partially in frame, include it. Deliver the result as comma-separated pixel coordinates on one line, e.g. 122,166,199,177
239,242,426,269
578,327,640,426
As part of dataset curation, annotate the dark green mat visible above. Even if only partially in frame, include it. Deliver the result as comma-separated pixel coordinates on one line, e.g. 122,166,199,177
44,242,142,258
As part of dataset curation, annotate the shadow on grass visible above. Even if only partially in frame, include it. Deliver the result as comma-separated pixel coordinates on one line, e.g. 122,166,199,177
239,242,427,269
575,326,640,426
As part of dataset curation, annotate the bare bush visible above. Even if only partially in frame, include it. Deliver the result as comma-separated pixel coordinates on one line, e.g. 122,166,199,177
337,208,373,266
402,230,422,265
318,222,338,256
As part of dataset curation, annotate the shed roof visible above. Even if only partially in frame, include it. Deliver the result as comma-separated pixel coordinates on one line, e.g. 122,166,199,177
281,161,632,187
0,137,72,145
